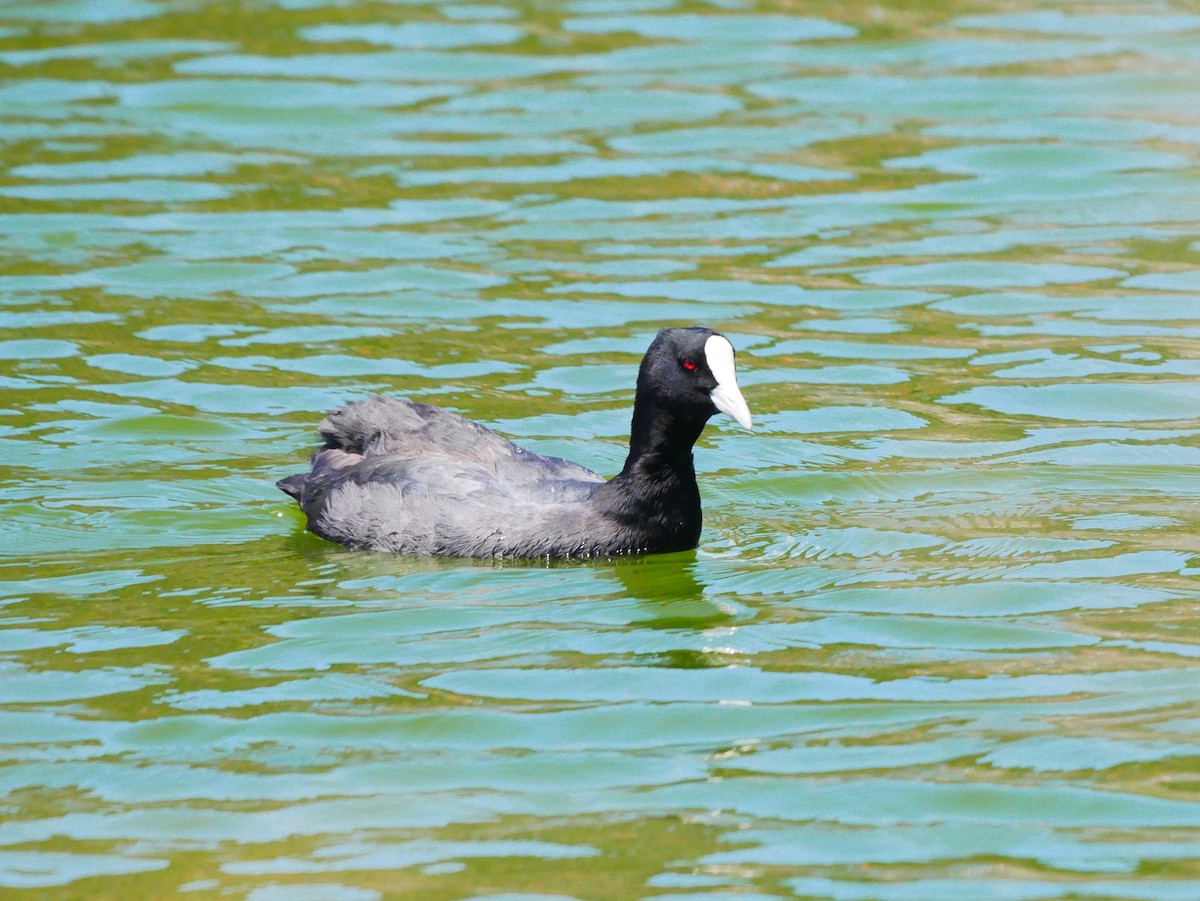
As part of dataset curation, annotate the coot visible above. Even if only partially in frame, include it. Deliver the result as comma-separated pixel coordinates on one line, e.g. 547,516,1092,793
277,327,751,558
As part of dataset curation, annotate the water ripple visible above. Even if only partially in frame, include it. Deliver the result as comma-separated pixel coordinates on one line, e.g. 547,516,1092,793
1,0,1199,897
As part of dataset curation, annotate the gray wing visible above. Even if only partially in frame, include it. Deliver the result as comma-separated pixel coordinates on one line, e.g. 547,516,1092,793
309,456,604,557
280,396,607,556
317,395,602,483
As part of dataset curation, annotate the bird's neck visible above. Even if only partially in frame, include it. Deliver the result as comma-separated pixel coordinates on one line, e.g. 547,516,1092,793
621,396,706,478
588,397,705,554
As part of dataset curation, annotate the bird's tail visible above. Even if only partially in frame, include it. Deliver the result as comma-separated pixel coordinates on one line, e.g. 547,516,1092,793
276,473,307,499
277,448,365,501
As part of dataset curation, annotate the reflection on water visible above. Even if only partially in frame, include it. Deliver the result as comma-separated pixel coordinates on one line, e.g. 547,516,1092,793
2,0,1200,897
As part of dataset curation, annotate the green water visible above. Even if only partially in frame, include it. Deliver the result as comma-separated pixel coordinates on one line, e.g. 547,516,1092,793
2,0,1200,898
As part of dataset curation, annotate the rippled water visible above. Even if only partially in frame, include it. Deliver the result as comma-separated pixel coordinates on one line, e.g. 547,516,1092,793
3,0,1200,898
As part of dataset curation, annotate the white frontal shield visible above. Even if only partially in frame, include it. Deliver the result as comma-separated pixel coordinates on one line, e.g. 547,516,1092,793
704,334,752,429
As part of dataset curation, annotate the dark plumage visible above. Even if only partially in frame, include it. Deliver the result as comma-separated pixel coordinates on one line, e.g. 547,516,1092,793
277,327,752,559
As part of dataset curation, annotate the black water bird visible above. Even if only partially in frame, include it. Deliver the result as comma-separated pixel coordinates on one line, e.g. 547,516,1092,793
277,327,752,558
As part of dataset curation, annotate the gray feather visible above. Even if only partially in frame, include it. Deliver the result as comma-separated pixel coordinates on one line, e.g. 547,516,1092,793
284,396,608,557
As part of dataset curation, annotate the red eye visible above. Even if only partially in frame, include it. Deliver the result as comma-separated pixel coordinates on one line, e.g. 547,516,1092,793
682,359,697,371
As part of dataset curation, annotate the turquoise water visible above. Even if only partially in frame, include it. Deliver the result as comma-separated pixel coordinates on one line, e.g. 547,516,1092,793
2,1,1200,898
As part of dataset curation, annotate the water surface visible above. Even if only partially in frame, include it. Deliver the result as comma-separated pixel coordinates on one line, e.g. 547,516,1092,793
2,1,1200,899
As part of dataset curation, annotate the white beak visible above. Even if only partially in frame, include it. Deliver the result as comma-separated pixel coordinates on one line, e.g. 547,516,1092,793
704,334,753,429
